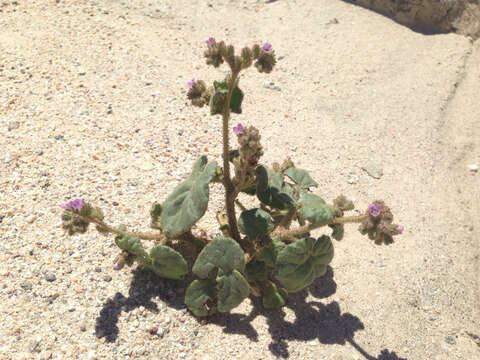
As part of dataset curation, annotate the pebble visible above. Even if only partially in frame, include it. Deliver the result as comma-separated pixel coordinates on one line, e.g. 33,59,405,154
362,161,384,179
262,81,281,91
95,267,102,272
103,275,112,282
27,215,37,223
468,164,478,172
7,121,20,131
45,272,56,282
20,281,33,290
54,134,64,141
445,335,456,345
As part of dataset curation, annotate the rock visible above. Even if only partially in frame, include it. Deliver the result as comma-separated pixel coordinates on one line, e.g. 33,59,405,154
445,335,456,345
468,164,478,172
351,0,480,39
20,281,33,290
103,275,112,282
7,121,20,131
27,215,37,224
29,339,41,353
45,272,56,282
54,134,64,141
362,161,383,179
262,81,281,91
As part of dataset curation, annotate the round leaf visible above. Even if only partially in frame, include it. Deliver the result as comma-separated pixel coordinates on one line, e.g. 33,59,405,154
284,167,318,188
160,156,217,238
149,246,188,280
244,260,268,282
185,279,217,317
258,240,286,268
262,281,287,309
238,208,274,240
274,236,334,292
192,237,246,278
217,269,250,312
299,190,333,224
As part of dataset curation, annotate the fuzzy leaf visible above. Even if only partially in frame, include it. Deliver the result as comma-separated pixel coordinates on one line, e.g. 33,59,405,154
330,224,345,241
256,166,294,210
284,167,318,188
115,235,148,259
209,80,244,115
299,190,333,224
258,240,286,268
192,237,245,278
150,202,162,230
185,279,217,317
229,86,244,114
160,156,217,238
238,208,274,240
275,236,334,292
216,269,250,312
149,246,188,279
244,260,268,282
262,281,288,309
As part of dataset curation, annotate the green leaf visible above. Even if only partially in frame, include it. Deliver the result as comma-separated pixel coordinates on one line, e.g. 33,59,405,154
262,281,288,309
258,240,286,268
244,260,268,282
192,237,246,278
299,190,333,224
275,236,334,292
160,156,217,238
229,86,244,114
238,208,274,240
185,279,217,317
330,224,345,241
149,246,188,280
255,166,294,210
217,269,250,312
209,80,244,115
284,167,318,188
150,202,162,230
115,235,148,260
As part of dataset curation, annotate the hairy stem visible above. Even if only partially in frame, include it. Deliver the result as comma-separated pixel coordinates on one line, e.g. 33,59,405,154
222,70,242,244
273,214,368,241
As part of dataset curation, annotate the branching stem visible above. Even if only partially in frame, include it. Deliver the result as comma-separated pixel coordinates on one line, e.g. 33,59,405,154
272,214,368,241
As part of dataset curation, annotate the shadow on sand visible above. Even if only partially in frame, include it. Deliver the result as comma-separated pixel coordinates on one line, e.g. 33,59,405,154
96,266,405,359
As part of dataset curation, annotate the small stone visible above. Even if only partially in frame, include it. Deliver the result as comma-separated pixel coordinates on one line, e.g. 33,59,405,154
468,164,478,172
78,67,86,76
27,215,37,223
35,150,44,156
80,323,87,332
45,272,56,282
29,339,41,353
148,325,158,335
95,267,102,272
54,134,64,141
362,161,383,179
347,176,358,184
262,81,281,91
8,121,20,131
445,335,456,345
178,129,184,136
112,201,119,206
20,281,33,290
103,275,112,282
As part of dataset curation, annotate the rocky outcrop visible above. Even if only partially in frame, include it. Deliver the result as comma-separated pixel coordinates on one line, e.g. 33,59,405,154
345,0,480,39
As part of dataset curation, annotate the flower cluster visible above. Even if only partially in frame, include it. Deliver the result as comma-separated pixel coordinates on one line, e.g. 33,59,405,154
359,201,404,245
252,42,276,74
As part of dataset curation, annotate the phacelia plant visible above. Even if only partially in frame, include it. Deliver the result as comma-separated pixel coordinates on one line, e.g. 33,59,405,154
60,39,403,317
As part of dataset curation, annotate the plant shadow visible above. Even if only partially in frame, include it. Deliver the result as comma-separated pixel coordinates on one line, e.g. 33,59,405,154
96,266,405,359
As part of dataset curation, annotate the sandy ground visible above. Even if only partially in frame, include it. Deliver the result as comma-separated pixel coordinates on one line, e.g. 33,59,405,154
0,0,479,359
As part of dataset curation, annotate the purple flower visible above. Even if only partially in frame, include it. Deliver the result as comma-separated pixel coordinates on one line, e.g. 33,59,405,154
186,78,196,89
262,42,273,53
397,225,404,234
233,123,244,135
61,198,85,212
368,203,382,217
205,37,216,47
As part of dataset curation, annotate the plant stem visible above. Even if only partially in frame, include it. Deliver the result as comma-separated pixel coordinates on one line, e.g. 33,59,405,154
222,70,242,244
74,212,167,243
272,214,368,241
